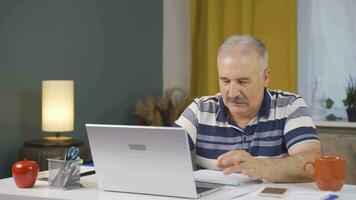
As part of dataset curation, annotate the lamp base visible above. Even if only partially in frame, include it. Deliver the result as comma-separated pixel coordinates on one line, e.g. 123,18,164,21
24,139,83,148
43,136,72,142
43,132,72,142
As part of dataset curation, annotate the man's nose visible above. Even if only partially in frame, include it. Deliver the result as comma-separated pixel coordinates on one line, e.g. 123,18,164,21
228,82,241,97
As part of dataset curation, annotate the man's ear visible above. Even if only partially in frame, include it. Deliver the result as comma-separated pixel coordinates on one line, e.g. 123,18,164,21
263,68,271,87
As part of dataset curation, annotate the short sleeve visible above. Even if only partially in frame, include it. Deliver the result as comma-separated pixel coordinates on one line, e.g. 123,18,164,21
283,97,319,151
173,100,200,150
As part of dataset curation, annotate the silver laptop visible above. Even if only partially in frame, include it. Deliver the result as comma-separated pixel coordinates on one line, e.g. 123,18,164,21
85,124,222,199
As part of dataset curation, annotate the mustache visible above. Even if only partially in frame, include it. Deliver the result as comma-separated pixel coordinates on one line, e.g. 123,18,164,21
226,96,247,104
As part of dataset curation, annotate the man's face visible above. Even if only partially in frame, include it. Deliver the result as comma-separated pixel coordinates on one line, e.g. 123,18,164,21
217,51,270,119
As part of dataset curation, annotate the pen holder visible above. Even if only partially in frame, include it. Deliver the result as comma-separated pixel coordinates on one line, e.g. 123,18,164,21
47,158,80,190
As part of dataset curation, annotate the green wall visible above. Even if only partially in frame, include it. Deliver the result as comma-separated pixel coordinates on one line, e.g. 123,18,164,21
0,0,162,178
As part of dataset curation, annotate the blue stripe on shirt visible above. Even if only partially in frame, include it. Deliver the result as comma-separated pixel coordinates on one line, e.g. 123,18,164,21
284,126,318,149
173,123,195,150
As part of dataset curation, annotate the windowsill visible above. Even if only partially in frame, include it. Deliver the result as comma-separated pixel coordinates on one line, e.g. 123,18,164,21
315,121,356,128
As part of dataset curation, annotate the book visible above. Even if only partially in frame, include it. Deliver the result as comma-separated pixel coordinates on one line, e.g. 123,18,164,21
193,169,258,186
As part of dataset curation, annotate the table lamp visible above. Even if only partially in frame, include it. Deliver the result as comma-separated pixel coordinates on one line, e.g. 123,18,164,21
42,80,74,141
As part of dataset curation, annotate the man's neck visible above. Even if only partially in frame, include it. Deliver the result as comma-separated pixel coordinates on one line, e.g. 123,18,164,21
228,90,265,129
229,112,258,130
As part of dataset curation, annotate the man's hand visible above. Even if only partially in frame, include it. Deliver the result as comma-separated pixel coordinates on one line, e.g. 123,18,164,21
216,150,263,180
216,141,321,182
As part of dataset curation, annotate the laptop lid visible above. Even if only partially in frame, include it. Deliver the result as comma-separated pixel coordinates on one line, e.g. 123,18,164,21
85,124,200,199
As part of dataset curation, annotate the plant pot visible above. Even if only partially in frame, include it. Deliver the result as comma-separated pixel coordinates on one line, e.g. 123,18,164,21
346,108,356,122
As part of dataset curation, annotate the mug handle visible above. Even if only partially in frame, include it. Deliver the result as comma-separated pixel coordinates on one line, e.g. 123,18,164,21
303,161,315,179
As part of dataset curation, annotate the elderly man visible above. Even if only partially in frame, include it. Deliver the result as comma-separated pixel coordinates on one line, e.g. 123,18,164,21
174,34,321,182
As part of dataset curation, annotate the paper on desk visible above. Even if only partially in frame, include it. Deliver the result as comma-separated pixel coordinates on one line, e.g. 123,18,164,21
201,185,330,200
193,169,254,186
237,190,330,200
199,185,262,200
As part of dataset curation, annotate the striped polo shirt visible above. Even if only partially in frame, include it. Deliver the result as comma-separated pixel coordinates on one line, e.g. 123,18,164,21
174,89,319,170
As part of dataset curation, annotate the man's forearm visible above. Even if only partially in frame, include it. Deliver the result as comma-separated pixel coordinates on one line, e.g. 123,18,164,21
217,141,322,182
257,151,320,183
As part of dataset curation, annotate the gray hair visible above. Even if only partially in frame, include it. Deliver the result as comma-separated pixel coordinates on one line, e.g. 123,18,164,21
218,34,269,70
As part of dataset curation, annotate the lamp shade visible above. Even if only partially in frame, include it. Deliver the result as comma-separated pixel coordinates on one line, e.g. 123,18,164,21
42,80,74,132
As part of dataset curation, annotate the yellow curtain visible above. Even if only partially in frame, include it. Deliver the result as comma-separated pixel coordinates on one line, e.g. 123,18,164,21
190,0,297,97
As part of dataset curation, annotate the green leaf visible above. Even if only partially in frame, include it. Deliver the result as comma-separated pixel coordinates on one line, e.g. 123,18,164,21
325,98,334,109
343,99,348,107
326,114,337,121
344,76,356,108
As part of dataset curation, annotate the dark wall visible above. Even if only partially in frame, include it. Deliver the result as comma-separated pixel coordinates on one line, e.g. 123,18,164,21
0,0,162,178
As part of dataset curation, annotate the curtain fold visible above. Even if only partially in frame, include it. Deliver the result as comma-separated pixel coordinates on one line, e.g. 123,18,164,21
190,0,297,97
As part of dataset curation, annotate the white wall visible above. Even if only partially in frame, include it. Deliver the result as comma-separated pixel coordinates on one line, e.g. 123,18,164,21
298,0,356,120
162,0,191,93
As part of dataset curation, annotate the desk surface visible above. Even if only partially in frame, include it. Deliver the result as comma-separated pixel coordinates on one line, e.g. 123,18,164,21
1,167,356,200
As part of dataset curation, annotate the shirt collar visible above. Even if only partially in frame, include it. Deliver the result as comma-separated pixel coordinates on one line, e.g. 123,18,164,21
216,88,271,122
258,88,271,118
216,95,229,122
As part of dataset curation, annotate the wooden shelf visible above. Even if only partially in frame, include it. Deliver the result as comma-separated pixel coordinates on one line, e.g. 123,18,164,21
315,121,356,128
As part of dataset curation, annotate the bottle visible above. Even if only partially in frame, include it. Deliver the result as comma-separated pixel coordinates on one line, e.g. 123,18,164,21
311,77,326,121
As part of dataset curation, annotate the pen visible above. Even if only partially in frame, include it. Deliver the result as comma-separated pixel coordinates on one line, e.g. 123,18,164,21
238,179,263,186
80,170,96,177
321,194,339,200
231,188,260,199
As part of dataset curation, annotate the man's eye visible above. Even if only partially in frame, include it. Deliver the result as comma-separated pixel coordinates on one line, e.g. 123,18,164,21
221,80,230,84
239,81,249,85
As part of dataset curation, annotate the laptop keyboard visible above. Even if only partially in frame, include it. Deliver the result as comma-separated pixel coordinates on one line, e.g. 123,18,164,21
197,186,215,194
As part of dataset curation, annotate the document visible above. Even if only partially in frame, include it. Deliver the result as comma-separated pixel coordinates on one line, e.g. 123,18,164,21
193,169,259,186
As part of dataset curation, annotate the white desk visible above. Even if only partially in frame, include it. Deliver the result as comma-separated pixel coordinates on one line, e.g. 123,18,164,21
1,168,356,200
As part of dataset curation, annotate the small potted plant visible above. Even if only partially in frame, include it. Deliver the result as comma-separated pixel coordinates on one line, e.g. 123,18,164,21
343,76,356,122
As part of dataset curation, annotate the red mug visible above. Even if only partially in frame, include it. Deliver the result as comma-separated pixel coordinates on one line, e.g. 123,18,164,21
303,156,345,191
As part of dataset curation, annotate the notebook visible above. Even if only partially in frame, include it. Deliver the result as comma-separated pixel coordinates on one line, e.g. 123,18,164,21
193,169,261,186
85,124,223,199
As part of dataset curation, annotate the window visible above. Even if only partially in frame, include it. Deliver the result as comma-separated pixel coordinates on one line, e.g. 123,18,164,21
298,0,356,120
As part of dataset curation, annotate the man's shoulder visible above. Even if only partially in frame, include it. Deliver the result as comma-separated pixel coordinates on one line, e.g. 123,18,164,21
267,89,304,107
268,89,300,98
192,93,221,113
194,93,221,104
